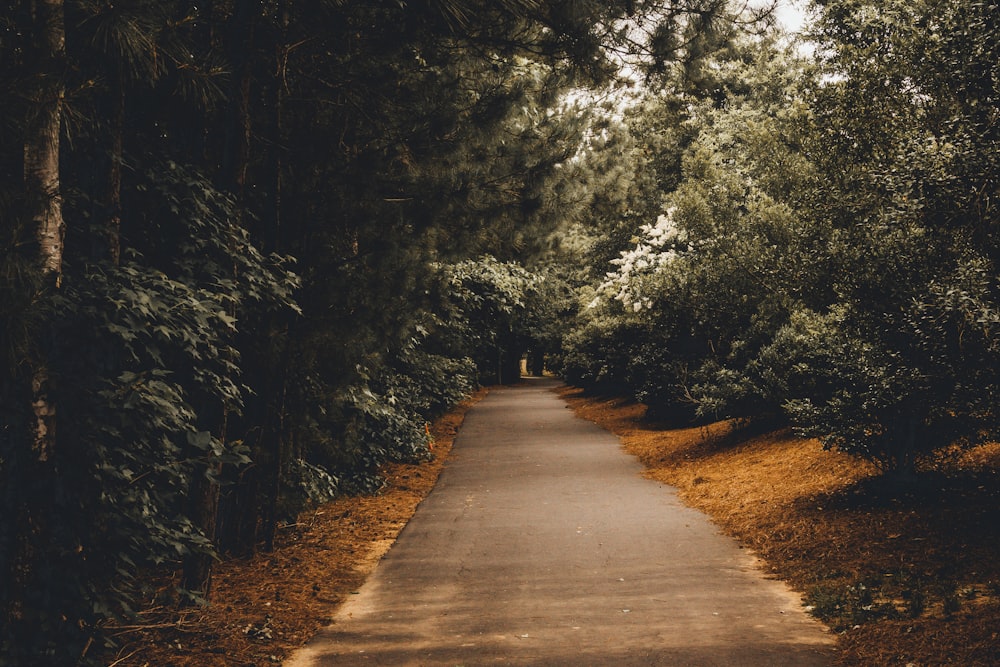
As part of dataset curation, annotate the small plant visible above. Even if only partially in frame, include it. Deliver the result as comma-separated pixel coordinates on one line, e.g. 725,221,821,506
902,584,926,619
805,584,848,624
806,579,902,631
938,583,961,617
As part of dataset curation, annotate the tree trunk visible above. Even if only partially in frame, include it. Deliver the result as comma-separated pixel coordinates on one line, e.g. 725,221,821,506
266,0,290,253
104,61,125,265
215,0,297,557
6,1,67,657
181,462,222,598
181,411,229,599
219,0,260,197
23,0,66,462
213,0,261,559
185,0,264,583
259,0,293,553
259,402,285,553
25,0,65,280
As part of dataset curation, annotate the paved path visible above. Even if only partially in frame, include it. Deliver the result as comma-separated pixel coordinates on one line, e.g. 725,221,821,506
286,378,836,666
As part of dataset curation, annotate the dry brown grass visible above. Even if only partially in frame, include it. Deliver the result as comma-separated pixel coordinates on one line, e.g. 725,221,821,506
558,386,1000,666
101,388,488,667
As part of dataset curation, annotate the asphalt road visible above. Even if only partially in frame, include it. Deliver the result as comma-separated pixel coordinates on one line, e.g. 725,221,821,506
285,378,837,666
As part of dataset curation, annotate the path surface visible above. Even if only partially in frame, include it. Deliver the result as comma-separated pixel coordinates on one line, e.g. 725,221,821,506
286,378,836,666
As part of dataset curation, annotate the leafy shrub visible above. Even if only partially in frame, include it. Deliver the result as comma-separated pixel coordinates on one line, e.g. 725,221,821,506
780,262,1000,476
559,305,643,395
0,158,300,662
443,256,542,384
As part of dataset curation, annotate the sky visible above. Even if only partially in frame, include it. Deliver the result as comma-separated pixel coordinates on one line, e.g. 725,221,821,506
773,0,809,34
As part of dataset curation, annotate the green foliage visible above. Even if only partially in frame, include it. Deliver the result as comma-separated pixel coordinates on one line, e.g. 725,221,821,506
562,35,824,423
282,254,543,498
559,0,1000,476
519,267,580,374
443,255,543,384
37,165,292,657
4,0,752,660
21,0,1000,661
806,579,903,631
2,145,298,661
283,458,341,508
770,0,1000,472
559,303,645,395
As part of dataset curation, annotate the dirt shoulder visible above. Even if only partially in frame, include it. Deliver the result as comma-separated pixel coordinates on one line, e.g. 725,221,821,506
102,388,487,667
557,386,1000,667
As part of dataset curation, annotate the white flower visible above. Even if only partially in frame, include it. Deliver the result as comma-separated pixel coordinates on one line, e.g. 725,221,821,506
596,207,686,310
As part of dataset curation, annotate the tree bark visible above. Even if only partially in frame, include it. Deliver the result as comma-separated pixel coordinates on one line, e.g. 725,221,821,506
266,0,290,253
181,462,222,598
24,0,66,462
6,1,66,656
219,0,261,197
258,0,293,553
104,61,125,265
25,0,65,278
183,0,261,591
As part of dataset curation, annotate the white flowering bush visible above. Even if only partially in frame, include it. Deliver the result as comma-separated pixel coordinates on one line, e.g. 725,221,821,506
595,207,687,313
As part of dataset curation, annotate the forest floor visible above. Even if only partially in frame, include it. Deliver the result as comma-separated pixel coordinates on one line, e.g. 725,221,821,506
105,384,1000,666
558,387,1000,667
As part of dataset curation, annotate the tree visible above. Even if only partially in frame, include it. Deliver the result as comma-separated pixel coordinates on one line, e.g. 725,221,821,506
23,0,64,458
3,2,70,662
0,0,785,661
560,0,1000,476
777,0,1000,474
561,31,824,422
